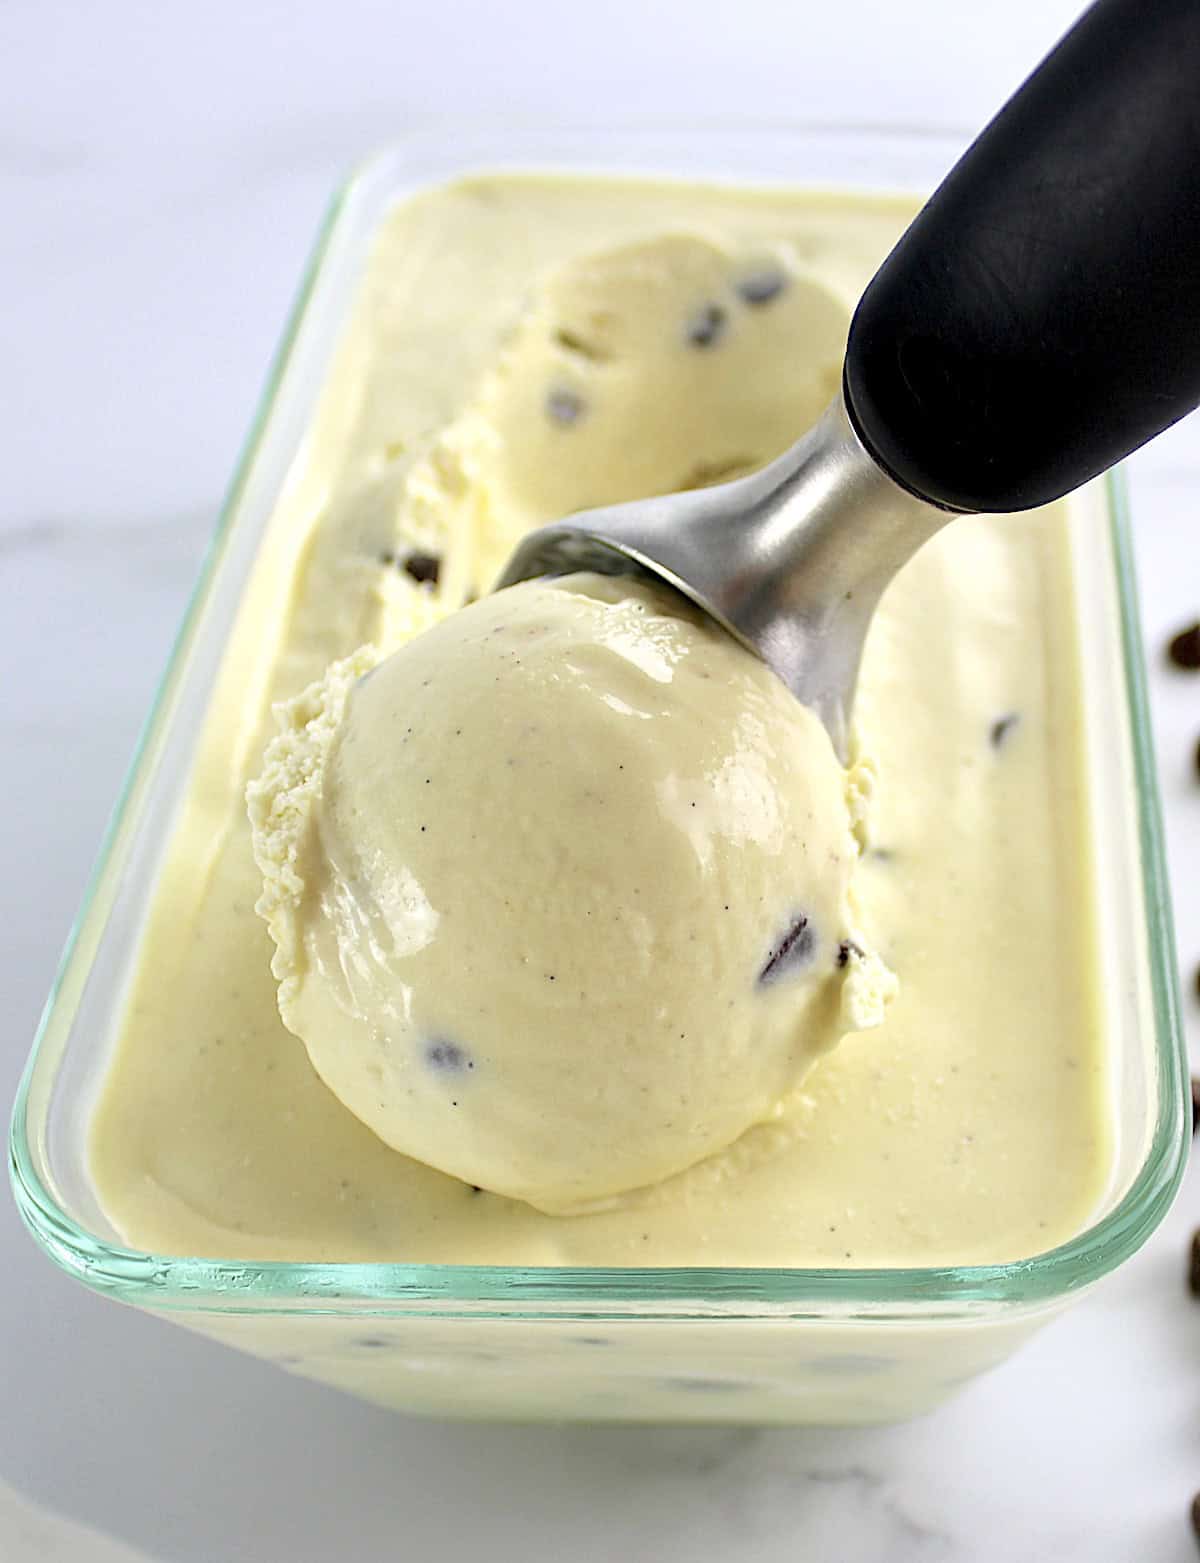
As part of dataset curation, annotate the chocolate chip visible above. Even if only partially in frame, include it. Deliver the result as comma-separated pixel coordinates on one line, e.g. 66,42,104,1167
1192,1075,1199,1136
1190,1229,1200,1297
837,939,864,969
759,914,816,985
403,551,441,586
686,303,727,348
736,268,788,307
1190,1491,1200,1546
990,712,1021,748
1167,622,1200,669
546,387,586,425
425,1039,473,1072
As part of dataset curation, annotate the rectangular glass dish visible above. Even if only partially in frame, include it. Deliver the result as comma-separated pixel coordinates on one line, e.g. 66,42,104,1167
10,123,1189,1425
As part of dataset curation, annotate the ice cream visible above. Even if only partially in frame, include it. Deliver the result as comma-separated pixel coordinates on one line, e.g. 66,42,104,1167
248,571,893,1211
460,232,847,528
88,175,1111,1269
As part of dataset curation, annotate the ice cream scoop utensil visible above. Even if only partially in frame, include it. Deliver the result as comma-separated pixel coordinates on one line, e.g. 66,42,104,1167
499,0,1200,754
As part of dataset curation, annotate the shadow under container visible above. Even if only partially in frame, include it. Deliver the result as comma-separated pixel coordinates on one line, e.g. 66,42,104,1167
10,124,1189,1424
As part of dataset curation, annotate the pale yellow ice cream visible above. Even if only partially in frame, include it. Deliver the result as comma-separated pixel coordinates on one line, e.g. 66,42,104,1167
248,571,893,1211
88,175,1111,1269
462,232,847,524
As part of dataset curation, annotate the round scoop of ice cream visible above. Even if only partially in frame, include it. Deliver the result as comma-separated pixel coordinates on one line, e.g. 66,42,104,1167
249,573,895,1212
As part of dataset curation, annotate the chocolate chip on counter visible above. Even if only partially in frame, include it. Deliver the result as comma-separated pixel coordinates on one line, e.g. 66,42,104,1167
759,914,816,986
736,267,789,307
1167,621,1200,669
1190,1491,1200,1546
685,303,728,349
1190,1229,1200,1297
546,387,587,426
403,551,441,586
990,712,1021,749
836,939,864,969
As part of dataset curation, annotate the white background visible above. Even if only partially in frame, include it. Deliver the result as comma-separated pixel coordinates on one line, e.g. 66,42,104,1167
3,2,1199,1558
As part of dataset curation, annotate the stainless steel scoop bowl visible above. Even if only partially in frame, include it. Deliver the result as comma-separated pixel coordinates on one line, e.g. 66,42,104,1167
496,392,951,758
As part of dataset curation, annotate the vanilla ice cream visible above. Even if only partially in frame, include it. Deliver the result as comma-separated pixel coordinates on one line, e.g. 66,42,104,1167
89,175,1111,1273
249,572,893,1211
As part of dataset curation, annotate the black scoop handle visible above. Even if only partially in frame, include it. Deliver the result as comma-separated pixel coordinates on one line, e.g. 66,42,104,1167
844,0,1200,513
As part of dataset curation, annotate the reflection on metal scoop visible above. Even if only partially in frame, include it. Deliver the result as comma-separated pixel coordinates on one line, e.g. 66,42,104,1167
496,391,952,758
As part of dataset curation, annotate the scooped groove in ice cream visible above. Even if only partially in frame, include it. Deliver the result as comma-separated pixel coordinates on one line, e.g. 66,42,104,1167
248,571,894,1212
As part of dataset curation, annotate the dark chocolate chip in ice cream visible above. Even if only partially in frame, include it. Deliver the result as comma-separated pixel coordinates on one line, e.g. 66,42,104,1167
403,551,442,586
759,914,817,986
990,712,1021,749
425,1038,474,1073
546,387,587,425
685,303,728,349
736,267,789,307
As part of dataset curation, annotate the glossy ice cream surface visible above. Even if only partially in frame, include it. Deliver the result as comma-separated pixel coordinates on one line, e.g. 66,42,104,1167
249,572,893,1211
88,175,1112,1267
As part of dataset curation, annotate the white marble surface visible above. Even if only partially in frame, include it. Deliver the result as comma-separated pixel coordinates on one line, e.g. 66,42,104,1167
3,2,1200,1559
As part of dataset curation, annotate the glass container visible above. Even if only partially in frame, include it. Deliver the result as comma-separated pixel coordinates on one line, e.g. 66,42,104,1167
10,124,1188,1424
